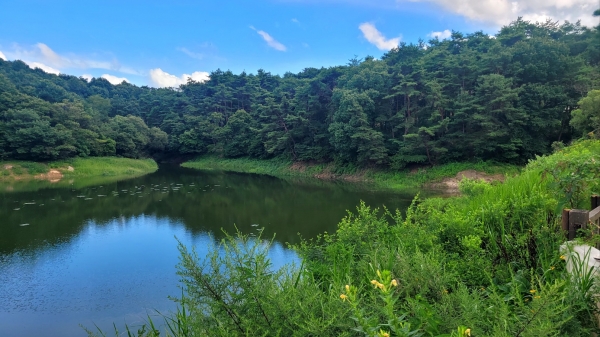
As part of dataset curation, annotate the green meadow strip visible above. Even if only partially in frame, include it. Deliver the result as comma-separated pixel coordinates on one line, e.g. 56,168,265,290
183,156,519,190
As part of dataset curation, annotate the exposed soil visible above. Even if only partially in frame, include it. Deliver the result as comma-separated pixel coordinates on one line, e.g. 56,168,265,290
35,169,64,183
427,169,505,194
289,161,308,173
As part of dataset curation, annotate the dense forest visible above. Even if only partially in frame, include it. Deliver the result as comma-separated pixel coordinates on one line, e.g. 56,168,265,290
1,17,599,167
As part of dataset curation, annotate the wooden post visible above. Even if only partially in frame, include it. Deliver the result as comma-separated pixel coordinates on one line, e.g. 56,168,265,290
589,205,600,251
562,209,570,236
569,209,589,240
592,195,600,210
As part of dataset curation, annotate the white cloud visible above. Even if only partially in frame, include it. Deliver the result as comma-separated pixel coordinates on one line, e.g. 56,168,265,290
101,74,129,85
0,51,6,61
358,23,401,50
27,62,60,75
178,47,204,60
292,18,300,23
81,74,93,82
405,0,598,27
429,29,452,40
149,68,210,88
2,43,139,75
250,26,287,51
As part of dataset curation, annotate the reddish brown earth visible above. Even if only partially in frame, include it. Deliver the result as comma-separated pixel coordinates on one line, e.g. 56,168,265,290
428,169,505,194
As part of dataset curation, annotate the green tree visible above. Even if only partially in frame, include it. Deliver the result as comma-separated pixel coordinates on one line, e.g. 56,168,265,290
571,90,600,137
329,89,388,165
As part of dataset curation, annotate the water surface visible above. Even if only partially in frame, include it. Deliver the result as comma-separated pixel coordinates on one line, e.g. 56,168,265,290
0,165,418,336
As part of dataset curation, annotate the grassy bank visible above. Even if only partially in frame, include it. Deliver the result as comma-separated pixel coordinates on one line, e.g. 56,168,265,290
1,157,157,182
93,140,600,336
182,156,519,190
51,157,158,178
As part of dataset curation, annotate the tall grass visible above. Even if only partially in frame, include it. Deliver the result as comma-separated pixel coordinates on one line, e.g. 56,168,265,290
0,160,48,177
183,156,301,176
183,156,519,190
0,157,157,190
52,157,158,178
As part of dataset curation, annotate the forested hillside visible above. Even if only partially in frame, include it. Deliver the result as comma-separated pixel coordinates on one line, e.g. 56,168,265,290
1,18,598,167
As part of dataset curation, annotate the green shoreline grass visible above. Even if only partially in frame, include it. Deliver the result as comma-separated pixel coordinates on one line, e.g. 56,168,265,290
0,157,157,189
51,157,158,178
182,156,520,190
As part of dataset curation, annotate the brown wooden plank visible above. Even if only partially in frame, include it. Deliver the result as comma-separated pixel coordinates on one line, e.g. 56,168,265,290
589,207,600,222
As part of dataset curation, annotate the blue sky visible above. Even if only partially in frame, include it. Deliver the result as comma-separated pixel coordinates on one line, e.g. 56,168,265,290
0,0,597,87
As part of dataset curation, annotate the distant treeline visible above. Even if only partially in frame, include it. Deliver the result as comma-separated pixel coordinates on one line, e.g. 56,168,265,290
1,18,598,166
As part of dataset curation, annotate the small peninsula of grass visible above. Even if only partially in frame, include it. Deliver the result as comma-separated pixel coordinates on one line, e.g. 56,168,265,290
182,156,519,190
51,157,158,178
0,157,157,183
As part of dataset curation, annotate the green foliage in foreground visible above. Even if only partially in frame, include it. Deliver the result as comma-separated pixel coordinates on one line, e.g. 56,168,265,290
90,141,600,336
183,156,518,190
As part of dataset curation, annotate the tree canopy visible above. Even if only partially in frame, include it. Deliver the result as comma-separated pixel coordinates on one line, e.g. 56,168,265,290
0,17,598,166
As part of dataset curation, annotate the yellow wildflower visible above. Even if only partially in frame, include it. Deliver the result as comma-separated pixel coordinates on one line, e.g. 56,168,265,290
340,294,348,301
465,328,471,336
534,295,541,299
391,279,398,287
371,280,385,290
345,284,350,292
560,255,565,260
378,329,390,337
529,289,536,294
550,266,555,270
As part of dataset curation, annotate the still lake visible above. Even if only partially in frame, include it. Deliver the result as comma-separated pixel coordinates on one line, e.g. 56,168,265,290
0,165,421,336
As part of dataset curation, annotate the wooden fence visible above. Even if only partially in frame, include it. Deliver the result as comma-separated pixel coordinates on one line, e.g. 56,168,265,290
562,195,600,247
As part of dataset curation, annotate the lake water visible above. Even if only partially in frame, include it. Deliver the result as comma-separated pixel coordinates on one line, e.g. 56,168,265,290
0,165,419,336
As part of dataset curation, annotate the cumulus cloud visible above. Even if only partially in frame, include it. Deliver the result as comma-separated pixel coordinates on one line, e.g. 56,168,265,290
149,68,210,88
358,23,401,50
250,26,287,51
406,0,598,27
101,74,129,85
0,51,6,61
81,74,93,82
27,62,60,75
2,43,139,75
429,29,452,40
